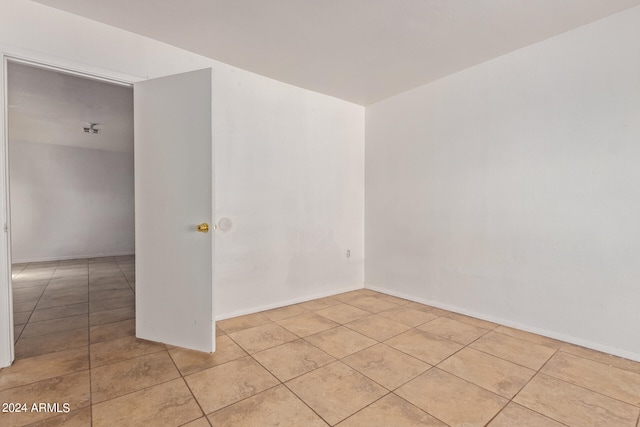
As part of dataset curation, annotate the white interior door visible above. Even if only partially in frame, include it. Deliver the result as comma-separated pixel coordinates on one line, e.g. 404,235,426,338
134,68,214,352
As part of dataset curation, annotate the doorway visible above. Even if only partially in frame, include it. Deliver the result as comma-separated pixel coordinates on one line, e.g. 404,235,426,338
6,60,135,361
1,57,216,367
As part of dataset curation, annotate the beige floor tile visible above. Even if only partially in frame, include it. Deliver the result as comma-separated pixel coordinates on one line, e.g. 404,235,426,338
89,288,134,302
347,296,400,313
262,304,308,321
91,351,180,403
29,303,89,323
14,324,25,342
169,335,247,375
89,305,135,326
51,268,88,279
286,361,387,425
418,317,489,345
253,339,335,381
0,371,90,426
343,343,430,390
12,285,46,302
403,301,449,315
88,275,128,286
181,417,211,427
378,306,439,327
0,347,89,390
316,303,371,324
488,403,565,427
445,312,498,330
90,335,165,367
36,294,88,310
385,329,463,365
89,319,136,344
184,356,279,414
369,293,412,306
89,295,134,312
217,312,271,334
40,287,88,300
228,322,298,353
396,368,507,427
277,312,339,337
332,290,373,303
337,394,446,427
493,326,562,349
88,282,131,296
92,378,202,427
27,407,92,427
14,299,38,313
514,374,639,427
13,310,31,325
20,314,88,339
297,296,341,311
12,279,50,289
345,314,411,341
47,277,88,288
305,326,377,359
438,347,535,398
15,328,88,359
560,343,640,376
208,385,327,427
470,331,556,370
541,351,640,406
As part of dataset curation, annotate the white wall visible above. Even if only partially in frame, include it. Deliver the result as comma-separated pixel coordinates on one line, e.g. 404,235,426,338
0,0,364,365
214,71,364,317
365,6,640,361
9,140,134,262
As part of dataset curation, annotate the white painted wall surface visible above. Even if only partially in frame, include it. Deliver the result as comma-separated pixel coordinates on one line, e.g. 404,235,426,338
214,71,364,317
9,141,134,262
0,0,364,365
365,6,640,361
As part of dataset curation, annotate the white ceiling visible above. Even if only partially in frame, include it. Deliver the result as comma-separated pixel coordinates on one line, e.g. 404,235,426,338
34,0,640,105
7,62,133,152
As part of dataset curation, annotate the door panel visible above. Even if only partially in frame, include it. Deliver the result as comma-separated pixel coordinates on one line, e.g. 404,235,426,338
134,68,214,352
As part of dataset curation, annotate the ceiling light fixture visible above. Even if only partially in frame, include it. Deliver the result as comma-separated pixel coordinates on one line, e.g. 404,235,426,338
83,123,100,134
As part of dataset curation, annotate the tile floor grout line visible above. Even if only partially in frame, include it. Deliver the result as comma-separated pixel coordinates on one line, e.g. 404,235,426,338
533,370,640,409
6,276,640,426
165,349,209,424
89,363,186,408
279,380,334,426
219,290,640,424
464,340,555,372
245,304,441,426
554,348,640,377
497,346,576,426
224,318,335,425
12,262,56,343
390,391,452,427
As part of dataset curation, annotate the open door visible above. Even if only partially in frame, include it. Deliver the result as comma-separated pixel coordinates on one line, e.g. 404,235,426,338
134,68,214,352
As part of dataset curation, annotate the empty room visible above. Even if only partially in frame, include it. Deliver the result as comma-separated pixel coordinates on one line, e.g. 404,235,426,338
7,61,136,365
1,1,639,426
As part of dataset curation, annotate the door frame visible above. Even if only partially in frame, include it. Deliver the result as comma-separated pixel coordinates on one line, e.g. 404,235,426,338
0,52,139,367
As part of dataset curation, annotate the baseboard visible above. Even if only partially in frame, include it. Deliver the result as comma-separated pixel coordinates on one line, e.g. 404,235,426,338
215,283,365,321
366,284,640,363
12,252,135,264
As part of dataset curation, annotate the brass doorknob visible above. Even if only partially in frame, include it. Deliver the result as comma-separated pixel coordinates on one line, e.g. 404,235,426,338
196,223,209,233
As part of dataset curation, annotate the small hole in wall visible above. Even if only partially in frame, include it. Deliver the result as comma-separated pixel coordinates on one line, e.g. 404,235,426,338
347,250,351,258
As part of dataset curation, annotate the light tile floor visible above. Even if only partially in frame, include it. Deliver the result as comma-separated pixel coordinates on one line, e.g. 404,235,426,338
1,258,639,426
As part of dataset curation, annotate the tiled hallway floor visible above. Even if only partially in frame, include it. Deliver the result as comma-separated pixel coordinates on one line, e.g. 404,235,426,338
1,259,639,426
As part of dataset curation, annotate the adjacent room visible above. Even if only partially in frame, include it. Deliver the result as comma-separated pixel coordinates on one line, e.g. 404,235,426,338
8,62,136,360
0,1,639,426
